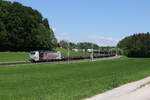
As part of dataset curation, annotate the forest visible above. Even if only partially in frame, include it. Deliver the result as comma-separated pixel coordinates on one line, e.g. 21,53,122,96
0,0,57,51
117,33,150,57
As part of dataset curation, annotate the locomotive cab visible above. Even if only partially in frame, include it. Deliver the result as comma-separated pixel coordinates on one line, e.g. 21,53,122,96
29,51,40,62
29,51,61,62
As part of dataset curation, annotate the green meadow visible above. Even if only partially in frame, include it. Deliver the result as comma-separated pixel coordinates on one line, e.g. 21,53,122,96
0,52,29,62
0,57,150,100
56,48,90,57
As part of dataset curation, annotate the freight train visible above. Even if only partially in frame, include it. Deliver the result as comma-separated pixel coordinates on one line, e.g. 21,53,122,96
29,51,116,62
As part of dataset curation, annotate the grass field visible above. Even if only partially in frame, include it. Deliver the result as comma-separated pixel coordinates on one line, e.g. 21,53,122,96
0,57,150,100
0,52,29,62
56,48,90,57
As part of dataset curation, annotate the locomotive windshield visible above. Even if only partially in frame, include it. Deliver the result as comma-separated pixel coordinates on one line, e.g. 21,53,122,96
30,51,36,55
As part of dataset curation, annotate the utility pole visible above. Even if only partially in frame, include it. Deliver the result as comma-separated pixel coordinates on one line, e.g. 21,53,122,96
99,47,101,56
67,41,70,64
116,47,118,56
91,43,94,61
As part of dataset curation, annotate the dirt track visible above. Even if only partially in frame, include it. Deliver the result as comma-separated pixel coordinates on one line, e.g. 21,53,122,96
85,77,150,100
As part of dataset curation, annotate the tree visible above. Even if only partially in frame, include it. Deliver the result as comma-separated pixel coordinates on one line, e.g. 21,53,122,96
0,0,57,51
68,42,76,49
59,40,68,49
117,33,150,57
77,42,100,51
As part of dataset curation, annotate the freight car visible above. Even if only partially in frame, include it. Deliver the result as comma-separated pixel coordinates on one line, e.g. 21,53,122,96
61,54,116,61
29,51,61,62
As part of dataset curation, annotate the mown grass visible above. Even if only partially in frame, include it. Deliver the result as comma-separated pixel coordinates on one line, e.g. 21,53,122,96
0,52,29,62
0,57,150,100
56,48,90,57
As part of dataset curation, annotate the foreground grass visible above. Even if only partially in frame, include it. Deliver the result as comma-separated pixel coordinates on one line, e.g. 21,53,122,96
0,57,150,100
0,52,29,62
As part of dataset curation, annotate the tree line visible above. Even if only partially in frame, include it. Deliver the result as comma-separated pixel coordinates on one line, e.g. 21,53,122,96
58,40,100,49
117,32,150,57
0,0,57,51
58,40,115,52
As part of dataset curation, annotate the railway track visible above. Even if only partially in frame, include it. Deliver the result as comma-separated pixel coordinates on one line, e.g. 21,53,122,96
0,61,31,66
0,55,121,66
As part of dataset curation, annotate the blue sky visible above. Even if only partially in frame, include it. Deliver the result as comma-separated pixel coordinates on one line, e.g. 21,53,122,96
8,0,150,46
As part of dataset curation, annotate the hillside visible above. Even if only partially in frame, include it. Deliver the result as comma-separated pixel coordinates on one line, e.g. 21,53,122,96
55,48,90,57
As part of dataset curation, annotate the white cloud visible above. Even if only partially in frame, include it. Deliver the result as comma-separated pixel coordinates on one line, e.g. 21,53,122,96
86,35,119,46
56,32,119,46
